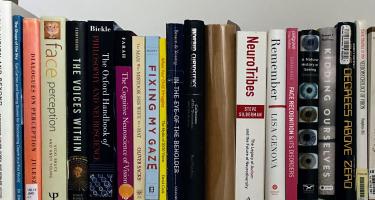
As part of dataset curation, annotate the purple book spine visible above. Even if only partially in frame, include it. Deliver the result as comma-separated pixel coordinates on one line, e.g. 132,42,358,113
116,66,134,200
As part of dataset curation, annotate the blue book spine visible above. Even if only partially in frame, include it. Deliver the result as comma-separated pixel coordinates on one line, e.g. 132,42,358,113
13,15,23,200
166,24,185,200
145,36,160,200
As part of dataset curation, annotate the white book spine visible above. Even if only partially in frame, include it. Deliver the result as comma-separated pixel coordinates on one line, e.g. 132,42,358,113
0,3,15,199
368,29,375,200
235,31,267,200
265,29,286,200
355,20,369,200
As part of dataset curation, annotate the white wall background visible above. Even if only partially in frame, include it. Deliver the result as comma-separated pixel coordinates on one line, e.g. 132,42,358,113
20,0,375,36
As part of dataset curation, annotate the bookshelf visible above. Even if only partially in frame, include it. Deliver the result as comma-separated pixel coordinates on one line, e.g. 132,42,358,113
20,0,375,36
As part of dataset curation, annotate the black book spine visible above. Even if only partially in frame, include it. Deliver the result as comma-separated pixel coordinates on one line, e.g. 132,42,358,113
67,21,89,200
335,22,356,200
167,23,186,200
87,21,117,199
183,20,205,200
297,29,320,200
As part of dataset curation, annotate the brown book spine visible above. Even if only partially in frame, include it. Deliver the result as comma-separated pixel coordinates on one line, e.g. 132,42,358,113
204,24,236,200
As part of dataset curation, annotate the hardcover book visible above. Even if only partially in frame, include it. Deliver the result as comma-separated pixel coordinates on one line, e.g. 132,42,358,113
159,38,167,200
265,29,286,200
145,36,160,200
166,23,186,200
67,21,88,200
115,30,135,200
132,36,146,200
40,16,67,200
335,22,356,200
184,19,205,200
205,23,236,200
235,31,267,200
355,20,368,200
87,21,117,199
297,29,320,200
0,2,33,198
23,18,42,200
285,28,298,200
317,27,336,199
13,15,23,200
368,27,375,200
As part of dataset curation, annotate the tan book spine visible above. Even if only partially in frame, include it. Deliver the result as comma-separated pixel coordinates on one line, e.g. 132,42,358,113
204,24,236,200
132,36,146,200
40,17,67,200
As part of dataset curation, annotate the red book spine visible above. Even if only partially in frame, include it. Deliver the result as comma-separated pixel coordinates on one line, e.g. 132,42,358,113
285,28,298,200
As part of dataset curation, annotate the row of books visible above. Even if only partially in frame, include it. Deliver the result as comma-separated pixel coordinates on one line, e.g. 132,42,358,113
3,1,375,200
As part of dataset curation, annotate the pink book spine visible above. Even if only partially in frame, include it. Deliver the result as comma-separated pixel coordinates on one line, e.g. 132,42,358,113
286,28,298,200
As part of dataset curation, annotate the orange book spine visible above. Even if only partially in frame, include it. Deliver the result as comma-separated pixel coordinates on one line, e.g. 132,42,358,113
23,18,42,200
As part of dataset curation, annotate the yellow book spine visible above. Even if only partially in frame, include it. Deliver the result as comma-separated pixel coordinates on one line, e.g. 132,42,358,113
133,36,146,200
40,16,67,200
159,38,167,200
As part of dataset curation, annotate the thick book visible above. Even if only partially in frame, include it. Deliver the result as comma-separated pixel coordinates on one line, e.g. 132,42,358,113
335,22,356,200
265,29,286,200
145,36,160,200
318,27,336,199
286,28,298,200
115,30,135,200
235,31,267,200
40,16,67,200
355,20,368,200
297,29,320,200
184,19,205,200
166,23,186,200
205,24,236,200
23,18,42,200
132,36,146,200
159,37,167,200
67,21,88,200
13,15,23,200
368,27,375,200
0,2,33,198
87,21,117,199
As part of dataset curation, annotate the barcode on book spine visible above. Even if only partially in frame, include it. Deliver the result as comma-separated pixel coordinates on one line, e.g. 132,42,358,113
340,25,351,65
369,170,375,197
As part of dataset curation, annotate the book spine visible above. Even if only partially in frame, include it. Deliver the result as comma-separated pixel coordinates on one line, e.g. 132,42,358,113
145,36,160,200
67,21,88,200
335,22,356,200
235,31,267,200
13,15,23,200
159,38,167,200
87,21,116,199
318,27,336,199
285,28,298,200
368,27,375,200
265,29,286,200
166,24,186,200
115,31,134,200
132,36,146,200
40,17,67,200
0,3,16,198
184,20,205,200
355,20,369,200
297,29,320,200
23,18,42,200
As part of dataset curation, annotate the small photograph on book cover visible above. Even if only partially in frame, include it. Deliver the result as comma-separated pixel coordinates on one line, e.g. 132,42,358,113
44,21,61,39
